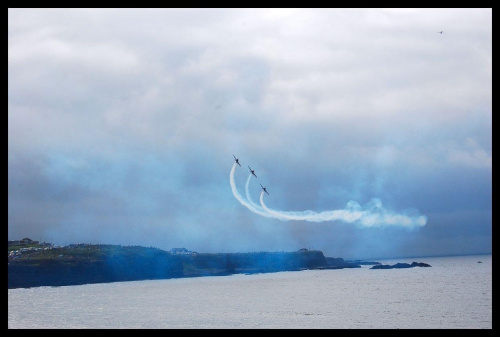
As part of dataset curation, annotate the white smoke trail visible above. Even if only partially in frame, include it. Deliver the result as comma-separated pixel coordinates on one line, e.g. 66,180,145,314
259,191,361,222
244,174,291,221
231,163,427,228
229,163,276,218
260,191,427,228
245,175,267,212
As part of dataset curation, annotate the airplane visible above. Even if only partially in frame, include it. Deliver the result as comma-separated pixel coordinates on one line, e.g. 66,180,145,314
260,183,269,195
437,31,444,34
248,166,257,178
233,155,241,167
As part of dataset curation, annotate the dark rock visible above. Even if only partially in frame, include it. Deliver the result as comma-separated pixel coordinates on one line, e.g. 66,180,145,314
370,261,431,269
323,257,361,269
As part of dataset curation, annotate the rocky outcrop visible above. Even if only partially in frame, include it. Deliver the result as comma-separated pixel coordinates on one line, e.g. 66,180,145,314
315,257,362,269
370,261,431,269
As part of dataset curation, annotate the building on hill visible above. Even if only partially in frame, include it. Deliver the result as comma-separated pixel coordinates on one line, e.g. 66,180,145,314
170,248,195,255
20,238,38,245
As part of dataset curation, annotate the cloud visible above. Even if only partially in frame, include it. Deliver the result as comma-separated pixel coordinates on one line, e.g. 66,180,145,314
8,8,491,258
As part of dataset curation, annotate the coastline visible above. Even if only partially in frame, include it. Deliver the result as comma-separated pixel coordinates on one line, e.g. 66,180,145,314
8,243,367,289
8,242,435,289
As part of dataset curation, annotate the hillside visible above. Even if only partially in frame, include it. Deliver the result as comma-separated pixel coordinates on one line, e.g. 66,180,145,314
8,243,345,289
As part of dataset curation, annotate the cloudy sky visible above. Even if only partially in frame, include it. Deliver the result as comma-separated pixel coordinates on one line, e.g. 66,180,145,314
8,8,491,259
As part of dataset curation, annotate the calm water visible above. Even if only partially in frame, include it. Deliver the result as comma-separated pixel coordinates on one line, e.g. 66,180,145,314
8,254,492,329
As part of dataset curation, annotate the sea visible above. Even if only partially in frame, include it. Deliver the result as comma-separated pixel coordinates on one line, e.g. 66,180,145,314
8,254,492,329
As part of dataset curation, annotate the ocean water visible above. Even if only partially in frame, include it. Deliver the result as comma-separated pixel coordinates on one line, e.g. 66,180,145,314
8,254,492,329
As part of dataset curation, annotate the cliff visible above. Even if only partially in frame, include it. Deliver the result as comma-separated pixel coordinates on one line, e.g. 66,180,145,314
8,244,331,289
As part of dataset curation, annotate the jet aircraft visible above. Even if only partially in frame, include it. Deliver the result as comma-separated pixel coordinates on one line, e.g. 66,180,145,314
260,183,269,195
233,155,241,167
248,166,257,178
437,31,444,34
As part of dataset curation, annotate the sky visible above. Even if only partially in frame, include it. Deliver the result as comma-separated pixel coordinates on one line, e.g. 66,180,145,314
8,8,492,259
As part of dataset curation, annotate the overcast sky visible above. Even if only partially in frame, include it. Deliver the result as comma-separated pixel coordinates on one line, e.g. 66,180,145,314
8,8,491,259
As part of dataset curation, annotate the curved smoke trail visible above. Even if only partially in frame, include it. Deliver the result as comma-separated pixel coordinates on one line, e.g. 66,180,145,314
260,192,427,227
259,191,362,223
245,174,268,213
243,174,292,221
229,163,276,218
231,163,427,228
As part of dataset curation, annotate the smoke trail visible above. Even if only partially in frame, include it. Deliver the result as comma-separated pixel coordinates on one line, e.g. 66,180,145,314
230,163,427,228
229,163,276,218
260,192,427,228
243,174,292,221
245,175,266,212
259,191,359,222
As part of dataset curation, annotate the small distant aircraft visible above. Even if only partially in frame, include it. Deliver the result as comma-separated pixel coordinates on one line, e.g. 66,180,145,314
248,166,257,178
437,31,444,34
233,155,241,167
260,183,269,195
